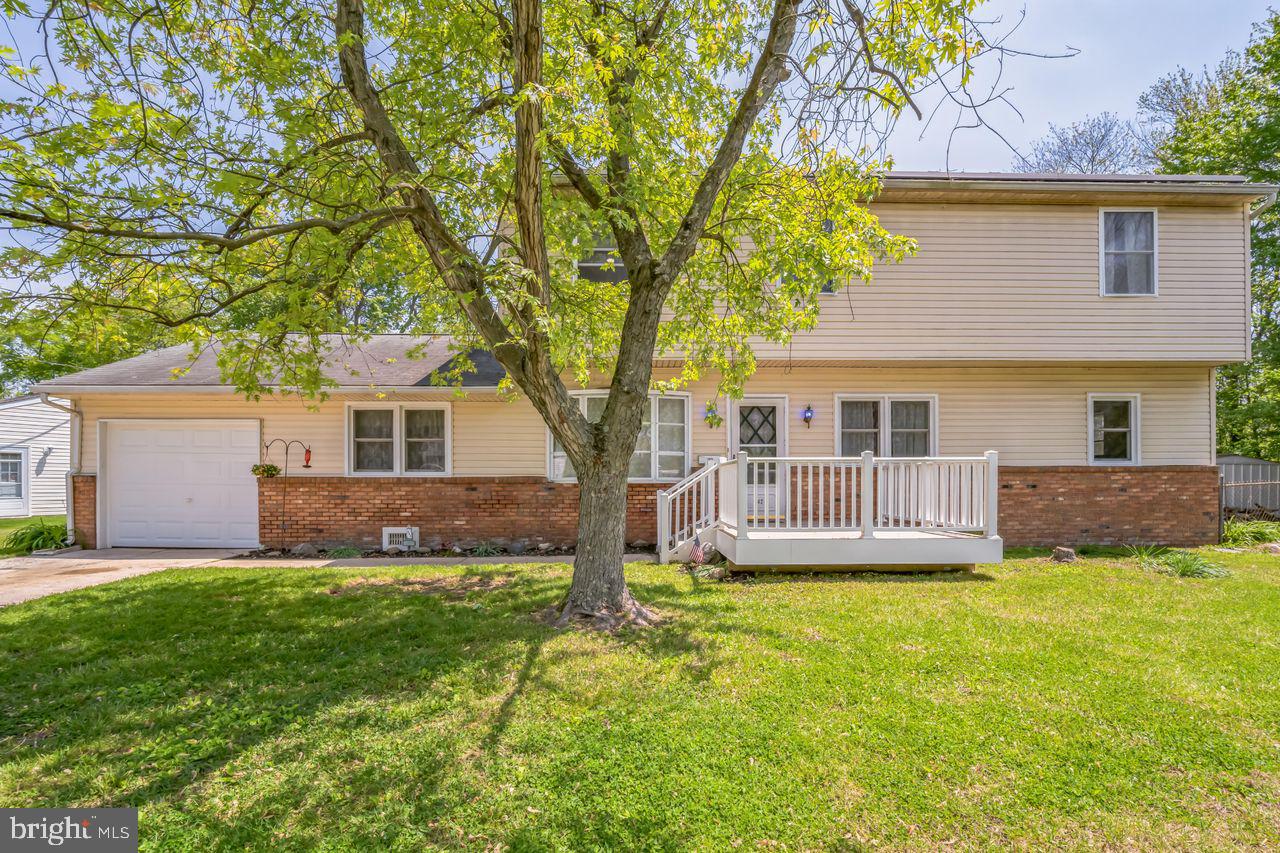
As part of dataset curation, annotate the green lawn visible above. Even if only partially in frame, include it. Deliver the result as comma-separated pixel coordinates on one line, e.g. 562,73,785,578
0,514,65,554
2,552,1279,850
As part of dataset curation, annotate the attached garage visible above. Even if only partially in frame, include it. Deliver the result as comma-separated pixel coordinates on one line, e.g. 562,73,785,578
99,420,260,548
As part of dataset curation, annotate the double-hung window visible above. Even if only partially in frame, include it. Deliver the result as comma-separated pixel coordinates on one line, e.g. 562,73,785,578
1088,394,1140,465
550,393,690,481
348,403,450,475
1100,210,1157,295
577,238,628,283
837,395,936,457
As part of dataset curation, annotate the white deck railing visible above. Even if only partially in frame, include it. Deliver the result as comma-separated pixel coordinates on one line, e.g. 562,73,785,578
659,450,999,562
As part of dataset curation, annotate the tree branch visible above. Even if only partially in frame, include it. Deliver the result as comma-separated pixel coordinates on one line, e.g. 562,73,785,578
512,0,551,305
334,0,592,460
0,203,415,249
658,0,801,280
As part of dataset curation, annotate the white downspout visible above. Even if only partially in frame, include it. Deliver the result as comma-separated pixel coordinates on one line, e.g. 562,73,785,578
39,393,81,547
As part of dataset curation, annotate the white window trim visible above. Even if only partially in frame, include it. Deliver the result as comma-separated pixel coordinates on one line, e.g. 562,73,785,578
832,394,939,457
1087,393,1142,466
730,395,790,457
546,391,692,483
0,446,30,518
344,402,452,477
1099,208,1159,297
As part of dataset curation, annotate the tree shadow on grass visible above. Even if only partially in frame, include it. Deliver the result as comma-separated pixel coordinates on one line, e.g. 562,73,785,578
0,565,721,849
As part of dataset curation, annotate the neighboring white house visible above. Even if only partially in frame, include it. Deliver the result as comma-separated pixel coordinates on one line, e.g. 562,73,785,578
0,395,71,518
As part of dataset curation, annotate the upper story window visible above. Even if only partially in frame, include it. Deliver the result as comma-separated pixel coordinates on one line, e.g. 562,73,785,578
577,238,628,283
1100,210,1157,296
837,395,937,457
820,218,836,294
1088,394,1140,465
549,392,690,481
348,403,451,475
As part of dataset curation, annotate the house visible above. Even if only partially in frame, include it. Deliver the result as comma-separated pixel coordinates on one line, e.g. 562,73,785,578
0,395,72,519
31,173,1274,566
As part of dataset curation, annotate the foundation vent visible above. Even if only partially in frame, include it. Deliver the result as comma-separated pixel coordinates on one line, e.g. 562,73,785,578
382,526,420,551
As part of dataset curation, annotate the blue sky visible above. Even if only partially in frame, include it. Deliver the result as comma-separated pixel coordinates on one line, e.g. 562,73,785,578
887,0,1273,171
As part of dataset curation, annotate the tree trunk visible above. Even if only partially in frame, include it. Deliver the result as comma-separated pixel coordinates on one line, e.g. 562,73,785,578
555,458,657,628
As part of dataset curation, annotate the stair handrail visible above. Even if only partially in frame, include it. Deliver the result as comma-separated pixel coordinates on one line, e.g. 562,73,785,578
657,456,727,563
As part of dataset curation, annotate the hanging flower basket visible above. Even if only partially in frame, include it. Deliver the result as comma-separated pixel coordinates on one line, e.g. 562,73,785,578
251,463,281,478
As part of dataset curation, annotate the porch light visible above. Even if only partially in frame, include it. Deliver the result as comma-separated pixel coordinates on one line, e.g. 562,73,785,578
802,404,815,427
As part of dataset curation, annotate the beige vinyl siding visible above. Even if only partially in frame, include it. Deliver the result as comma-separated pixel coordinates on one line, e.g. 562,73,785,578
0,398,71,515
75,392,550,478
682,365,1213,465
748,203,1249,363
70,364,1213,476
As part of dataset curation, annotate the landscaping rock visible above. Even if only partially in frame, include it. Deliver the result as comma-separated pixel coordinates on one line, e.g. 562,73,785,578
1261,542,1280,554
705,566,730,580
536,542,553,552
385,545,404,555
290,542,319,558
1051,546,1077,563
508,540,527,555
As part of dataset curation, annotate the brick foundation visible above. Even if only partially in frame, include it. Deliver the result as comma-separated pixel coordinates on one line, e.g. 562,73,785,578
258,476,665,550
997,465,1220,547
76,465,1222,552
71,474,97,549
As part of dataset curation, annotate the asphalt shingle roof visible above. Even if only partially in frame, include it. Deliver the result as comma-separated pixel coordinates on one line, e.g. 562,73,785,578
34,335,504,389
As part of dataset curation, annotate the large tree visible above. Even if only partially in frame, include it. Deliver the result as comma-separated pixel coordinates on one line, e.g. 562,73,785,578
1013,112,1150,174
1146,13,1280,459
1,0,996,625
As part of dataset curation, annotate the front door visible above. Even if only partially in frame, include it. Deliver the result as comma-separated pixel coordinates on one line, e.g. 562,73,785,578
737,402,782,520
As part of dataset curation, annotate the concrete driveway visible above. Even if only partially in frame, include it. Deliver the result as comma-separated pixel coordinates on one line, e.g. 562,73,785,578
0,548,238,606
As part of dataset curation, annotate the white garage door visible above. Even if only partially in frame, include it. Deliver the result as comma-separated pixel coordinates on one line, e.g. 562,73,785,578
103,420,260,548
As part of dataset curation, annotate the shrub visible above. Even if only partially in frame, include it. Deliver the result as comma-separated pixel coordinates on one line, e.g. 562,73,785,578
325,546,362,558
1222,517,1280,547
1127,545,1229,579
3,521,68,555
1158,549,1230,578
471,542,502,557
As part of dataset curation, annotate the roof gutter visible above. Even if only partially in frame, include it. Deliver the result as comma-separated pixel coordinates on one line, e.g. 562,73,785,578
883,177,1280,200
1251,189,1279,219
32,384,505,395
38,394,81,548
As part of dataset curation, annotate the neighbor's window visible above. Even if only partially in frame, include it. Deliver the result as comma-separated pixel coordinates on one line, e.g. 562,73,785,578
577,237,628,283
838,396,935,457
1089,395,1139,464
0,452,22,499
1101,210,1156,295
550,393,689,481
349,405,450,474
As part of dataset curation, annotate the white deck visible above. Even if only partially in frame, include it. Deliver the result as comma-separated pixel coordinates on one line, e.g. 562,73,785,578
713,526,1003,568
659,451,1004,570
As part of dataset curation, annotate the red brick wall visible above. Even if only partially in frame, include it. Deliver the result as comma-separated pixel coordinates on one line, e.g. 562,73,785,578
71,474,97,550
998,465,1220,547
80,466,1220,552
258,476,665,550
